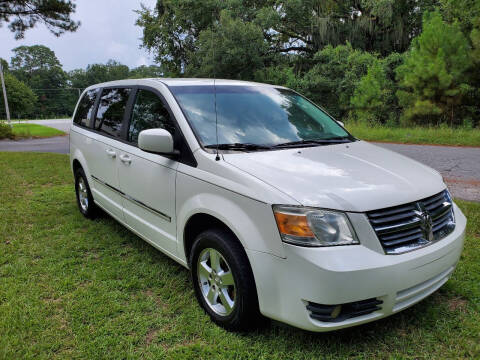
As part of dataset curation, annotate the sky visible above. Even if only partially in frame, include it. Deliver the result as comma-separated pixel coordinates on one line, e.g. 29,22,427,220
0,0,158,71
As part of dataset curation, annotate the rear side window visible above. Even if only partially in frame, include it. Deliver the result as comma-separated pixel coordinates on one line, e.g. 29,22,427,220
127,89,176,144
73,89,97,127
94,88,131,138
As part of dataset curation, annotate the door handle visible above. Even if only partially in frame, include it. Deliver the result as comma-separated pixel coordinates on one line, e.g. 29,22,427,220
119,154,132,165
105,149,116,158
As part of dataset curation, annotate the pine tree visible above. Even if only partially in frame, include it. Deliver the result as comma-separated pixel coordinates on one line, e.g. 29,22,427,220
350,61,390,125
396,12,472,125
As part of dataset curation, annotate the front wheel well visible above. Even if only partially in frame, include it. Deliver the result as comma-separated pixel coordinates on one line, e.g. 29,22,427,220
72,159,82,174
183,213,242,266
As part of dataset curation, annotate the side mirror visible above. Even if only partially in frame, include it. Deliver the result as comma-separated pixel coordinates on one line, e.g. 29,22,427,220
138,128,176,155
336,120,345,127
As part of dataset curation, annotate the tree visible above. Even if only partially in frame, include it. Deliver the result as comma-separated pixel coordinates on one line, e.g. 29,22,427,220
10,45,71,117
396,12,472,125
288,43,377,119
257,0,438,55
186,10,268,79
0,0,79,39
439,0,480,126
10,45,63,74
129,65,167,79
0,73,37,119
349,53,404,125
136,0,438,76
0,58,8,72
68,60,131,89
350,61,390,125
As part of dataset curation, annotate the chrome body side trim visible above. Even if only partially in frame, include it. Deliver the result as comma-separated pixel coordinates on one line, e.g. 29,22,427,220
91,175,171,222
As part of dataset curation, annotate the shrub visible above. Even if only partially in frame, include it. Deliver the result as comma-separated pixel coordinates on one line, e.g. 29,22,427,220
0,122,14,139
0,73,37,119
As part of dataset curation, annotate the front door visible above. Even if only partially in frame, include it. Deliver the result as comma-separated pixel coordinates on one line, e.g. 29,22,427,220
117,89,179,256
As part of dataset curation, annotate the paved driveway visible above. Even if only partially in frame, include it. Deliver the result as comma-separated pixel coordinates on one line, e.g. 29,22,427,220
0,130,479,201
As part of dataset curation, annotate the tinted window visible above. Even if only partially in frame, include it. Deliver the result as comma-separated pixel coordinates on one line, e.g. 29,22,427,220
170,85,351,146
94,88,131,138
127,90,176,144
73,89,97,127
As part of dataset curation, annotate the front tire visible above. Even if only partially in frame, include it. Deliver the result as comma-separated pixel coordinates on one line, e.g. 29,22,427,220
74,167,97,219
190,228,263,331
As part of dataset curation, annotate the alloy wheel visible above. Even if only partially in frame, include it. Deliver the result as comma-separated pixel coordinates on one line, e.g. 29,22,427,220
77,177,89,212
197,248,236,316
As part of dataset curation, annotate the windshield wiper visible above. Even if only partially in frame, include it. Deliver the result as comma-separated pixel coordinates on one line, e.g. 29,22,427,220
204,143,272,151
272,137,352,148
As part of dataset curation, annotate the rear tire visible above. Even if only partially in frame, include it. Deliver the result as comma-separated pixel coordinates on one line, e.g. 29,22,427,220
74,167,98,219
190,228,263,331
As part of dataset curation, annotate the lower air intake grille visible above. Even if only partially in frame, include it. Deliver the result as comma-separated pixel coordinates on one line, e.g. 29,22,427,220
306,298,383,322
367,190,455,255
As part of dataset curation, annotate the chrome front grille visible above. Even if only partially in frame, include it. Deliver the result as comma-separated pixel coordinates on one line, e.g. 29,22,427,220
367,190,455,254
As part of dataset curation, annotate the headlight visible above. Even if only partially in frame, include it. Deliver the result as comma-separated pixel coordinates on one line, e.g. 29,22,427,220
273,205,359,247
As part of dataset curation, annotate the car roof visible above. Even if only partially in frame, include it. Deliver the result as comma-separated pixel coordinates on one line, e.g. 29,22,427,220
85,78,286,91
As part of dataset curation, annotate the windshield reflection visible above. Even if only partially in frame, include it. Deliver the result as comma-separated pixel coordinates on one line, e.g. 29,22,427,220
169,85,352,147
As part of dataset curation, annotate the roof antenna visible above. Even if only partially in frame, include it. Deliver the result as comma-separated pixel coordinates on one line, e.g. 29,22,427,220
212,14,220,161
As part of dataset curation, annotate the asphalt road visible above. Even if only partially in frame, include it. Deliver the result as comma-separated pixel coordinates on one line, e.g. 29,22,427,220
0,120,479,201
0,136,69,154
375,142,480,202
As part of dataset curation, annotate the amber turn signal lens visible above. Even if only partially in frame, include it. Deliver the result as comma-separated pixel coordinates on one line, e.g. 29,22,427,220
274,212,314,238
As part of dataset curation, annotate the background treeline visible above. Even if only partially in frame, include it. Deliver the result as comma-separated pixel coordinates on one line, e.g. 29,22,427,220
136,0,480,128
0,46,165,119
1,0,479,128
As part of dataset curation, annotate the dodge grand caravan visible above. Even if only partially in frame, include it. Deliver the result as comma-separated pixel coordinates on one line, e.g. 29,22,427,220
70,79,466,332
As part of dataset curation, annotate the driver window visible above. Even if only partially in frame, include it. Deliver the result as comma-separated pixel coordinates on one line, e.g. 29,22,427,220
128,89,176,144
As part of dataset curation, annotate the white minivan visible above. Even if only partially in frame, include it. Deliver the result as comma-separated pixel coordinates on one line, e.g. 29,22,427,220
70,79,466,332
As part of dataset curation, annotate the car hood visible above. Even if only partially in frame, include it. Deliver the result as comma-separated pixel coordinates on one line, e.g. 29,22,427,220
223,141,445,212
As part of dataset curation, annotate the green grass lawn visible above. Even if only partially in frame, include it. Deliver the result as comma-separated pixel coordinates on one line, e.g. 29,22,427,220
11,123,66,138
346,123,480,147
0,152,479,359
1,117,70,122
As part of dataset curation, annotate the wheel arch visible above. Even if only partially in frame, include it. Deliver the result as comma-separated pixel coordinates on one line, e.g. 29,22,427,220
183,212,243,268
176,190,285,265
70,149,90,180
72,158,82,173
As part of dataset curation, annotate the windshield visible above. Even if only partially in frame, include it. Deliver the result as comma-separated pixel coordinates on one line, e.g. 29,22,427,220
169,85,353,147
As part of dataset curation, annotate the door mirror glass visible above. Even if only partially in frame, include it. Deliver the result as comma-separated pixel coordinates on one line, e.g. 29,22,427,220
138,128,175,154
336,120,345,127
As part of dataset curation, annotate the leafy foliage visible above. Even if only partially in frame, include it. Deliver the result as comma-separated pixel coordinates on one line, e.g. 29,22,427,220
0,58,8,71
132,1,480,128
350,61,389,125
136,0,437,74
10,45,72,117
3,1,480,126
186,10,267,79
288,43,377,119
0,73,37,119
68,60,130,89
0,0,79,39
349,53,404,125
0,122,14,139
396,12,472,125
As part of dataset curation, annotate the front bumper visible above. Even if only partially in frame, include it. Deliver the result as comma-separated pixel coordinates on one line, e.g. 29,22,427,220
247,203,466,332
